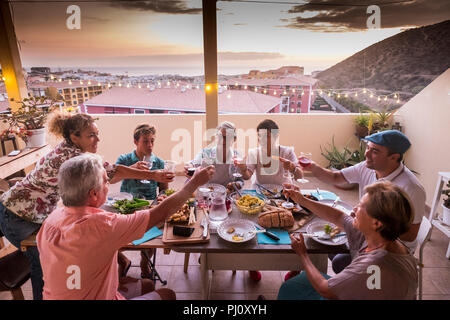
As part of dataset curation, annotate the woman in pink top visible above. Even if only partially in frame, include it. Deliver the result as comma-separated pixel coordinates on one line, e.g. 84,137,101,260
37,153,215,300
0,112,174,300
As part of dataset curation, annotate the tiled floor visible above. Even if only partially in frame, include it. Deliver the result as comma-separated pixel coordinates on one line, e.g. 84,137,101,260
1,175,449,300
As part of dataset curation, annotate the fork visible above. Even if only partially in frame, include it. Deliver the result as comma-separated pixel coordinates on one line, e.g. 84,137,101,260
316,187,323,200
331,197,341,208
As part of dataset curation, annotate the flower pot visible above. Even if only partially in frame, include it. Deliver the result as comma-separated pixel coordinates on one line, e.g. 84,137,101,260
355,125,368,139
25,128,47,148
442,204,450,225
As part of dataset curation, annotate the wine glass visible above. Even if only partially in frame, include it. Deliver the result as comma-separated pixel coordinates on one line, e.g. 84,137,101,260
230,156,243,182
140,154,154,184
282,167,294,209
296,152,312,184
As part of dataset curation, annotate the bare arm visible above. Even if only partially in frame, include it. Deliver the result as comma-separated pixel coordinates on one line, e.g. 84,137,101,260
110,165,174,184
283,184,346,230
146,166,215,230
305,161,348,186
290,234,337,299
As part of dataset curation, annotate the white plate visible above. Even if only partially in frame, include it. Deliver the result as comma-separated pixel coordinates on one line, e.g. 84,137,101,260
306,221,347,246
258,184,283,198
106,192,133,206
319,199,354,216
201,183,227,193
217,219,257,243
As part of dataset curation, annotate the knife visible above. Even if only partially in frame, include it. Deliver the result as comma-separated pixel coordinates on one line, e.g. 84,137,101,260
201,208,209,239
253,222,280,241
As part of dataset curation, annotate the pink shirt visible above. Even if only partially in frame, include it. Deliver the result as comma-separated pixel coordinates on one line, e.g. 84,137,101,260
37,206,150,300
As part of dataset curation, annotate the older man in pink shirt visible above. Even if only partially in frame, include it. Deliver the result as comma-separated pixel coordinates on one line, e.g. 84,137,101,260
37,153,214,300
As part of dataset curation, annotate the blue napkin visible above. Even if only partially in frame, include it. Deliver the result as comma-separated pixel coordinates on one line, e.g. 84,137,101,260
257,228,291,245
132,226,163,245
309,190,337,201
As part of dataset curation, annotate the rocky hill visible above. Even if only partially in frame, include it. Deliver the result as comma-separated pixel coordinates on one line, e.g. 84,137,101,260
316,20,450,95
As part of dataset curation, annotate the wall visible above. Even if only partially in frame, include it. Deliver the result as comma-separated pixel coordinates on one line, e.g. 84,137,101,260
395,68,450,208
52,113,358,171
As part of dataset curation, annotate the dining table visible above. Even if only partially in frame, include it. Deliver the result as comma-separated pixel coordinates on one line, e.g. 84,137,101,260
20,185,352,300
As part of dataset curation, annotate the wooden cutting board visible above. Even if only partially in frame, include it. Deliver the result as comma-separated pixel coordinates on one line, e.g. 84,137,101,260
162,207,210,244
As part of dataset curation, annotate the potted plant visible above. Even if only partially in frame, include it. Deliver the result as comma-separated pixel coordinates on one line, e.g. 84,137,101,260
0,96,58,148
442,181,450,225
370,109,393,133
320,137,366,190
354,113,370,138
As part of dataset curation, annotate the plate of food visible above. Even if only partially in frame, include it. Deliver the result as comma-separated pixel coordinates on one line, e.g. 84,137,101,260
217,219,257,243
306,221,347,246
318,199,354,216
257,184,283,199
112,198,150,214
167,200,196,225
106,192,133,205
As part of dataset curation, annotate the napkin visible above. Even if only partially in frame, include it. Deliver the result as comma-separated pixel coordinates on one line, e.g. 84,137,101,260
309,190,337,200
257,228,291,245
132,226,163,245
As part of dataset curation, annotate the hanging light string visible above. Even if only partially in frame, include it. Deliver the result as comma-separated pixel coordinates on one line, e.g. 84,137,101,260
35,75,403,104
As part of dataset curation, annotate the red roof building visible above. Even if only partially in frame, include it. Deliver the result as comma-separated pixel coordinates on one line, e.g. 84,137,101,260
83,86,281,114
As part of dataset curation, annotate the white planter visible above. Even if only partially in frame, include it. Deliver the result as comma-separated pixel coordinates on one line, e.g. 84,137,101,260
26,128,46,148
443,204,450,225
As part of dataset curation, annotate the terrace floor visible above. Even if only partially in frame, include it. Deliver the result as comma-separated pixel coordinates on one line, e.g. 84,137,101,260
1,175,449,300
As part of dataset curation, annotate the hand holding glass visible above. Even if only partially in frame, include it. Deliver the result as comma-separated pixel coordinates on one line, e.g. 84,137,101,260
140,155,153,184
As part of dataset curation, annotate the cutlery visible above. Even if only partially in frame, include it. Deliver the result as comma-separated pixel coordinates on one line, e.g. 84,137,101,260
331,197,341,208
253,222,280,241
200,214,209,239
316,187,323,200
248,229,267,235
299,232,346,240
256,183,277,196
232,183,242,197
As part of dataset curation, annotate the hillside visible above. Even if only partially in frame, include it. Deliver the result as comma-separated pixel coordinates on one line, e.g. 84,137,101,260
316,20,450,95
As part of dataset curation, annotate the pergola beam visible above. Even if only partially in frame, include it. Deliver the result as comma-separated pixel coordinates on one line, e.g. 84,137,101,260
0,2,28,112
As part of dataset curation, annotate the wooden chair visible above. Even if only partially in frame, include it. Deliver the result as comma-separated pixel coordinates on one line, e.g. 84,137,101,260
0,230,31,300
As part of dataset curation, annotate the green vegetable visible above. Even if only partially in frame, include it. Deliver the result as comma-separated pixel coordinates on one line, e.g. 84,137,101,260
164,189,176,196
113,198,150,214
324,224,333,234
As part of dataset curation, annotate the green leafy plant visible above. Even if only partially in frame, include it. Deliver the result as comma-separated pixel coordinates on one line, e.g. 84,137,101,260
321,137,366,170
0,96,58,142
370,109,393,133
442,181,450,209
354,113,370,138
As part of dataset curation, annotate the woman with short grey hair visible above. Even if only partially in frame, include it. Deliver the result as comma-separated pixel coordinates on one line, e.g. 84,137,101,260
186,121,243,189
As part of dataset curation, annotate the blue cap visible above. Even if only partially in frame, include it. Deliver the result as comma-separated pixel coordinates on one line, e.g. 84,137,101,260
363,130,411,154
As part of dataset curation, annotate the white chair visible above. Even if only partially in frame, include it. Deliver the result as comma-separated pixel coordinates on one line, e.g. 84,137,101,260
416,216,433,300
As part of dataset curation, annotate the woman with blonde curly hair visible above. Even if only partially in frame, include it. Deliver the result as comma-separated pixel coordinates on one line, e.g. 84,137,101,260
0,111,173,300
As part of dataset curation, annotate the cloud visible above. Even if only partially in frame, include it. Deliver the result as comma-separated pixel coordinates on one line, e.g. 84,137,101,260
110,0,202,15
284,0,450,32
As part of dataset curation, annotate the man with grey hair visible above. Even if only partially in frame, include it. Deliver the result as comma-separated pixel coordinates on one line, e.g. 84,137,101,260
37,153,215,300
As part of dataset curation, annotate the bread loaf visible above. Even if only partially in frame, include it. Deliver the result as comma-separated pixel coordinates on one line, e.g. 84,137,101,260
258,209,294,228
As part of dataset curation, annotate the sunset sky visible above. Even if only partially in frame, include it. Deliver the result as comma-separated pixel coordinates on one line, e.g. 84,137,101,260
8,0,450,76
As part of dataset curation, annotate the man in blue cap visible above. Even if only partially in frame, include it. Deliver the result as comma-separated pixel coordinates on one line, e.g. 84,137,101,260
300,130,425,274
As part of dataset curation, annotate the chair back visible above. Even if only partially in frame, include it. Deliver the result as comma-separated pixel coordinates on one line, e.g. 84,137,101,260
416,216,433,300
